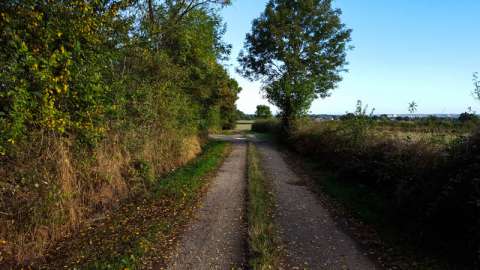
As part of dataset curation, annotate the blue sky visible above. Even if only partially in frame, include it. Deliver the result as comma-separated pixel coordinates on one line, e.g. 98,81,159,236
221,0,480,115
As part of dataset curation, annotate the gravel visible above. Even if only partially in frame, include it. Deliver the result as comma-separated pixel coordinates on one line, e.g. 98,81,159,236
257,143,379,270
166,140,247,270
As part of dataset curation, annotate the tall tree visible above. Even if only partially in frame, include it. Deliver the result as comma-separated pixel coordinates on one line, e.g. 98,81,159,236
238,0,351,132
255,105,273,119
134,0,237,131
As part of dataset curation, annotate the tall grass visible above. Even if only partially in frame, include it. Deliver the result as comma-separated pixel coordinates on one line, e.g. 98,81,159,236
26,141,229,269
247,143,281,269
0,127,202,265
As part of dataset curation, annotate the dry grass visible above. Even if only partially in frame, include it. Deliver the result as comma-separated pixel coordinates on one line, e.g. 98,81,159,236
90,135,130,209
0,128,202,266
372,129,463,145
31,141,229,269
181,136,202,165
236,120,254,131
300,120,467,147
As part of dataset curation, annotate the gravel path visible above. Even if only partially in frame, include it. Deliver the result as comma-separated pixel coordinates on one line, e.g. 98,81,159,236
167,140,247,270
257,143,378,270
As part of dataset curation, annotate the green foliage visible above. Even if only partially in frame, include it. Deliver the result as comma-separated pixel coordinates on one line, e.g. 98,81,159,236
254,105,273,119
219,79,242,129
237,110,255,120
408,101,418,114
458,112,479,123
0,0,241,264
474,72,480,101
338,100,375,146
140,0,240,132
252,119,280,134
239,0,351,131
236,109,248,120
320,174,388,226
0,0,123,153
0,0,240,154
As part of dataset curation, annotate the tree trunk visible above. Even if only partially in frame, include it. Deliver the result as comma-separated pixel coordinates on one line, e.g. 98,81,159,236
147,0,155,25
281,99,293,137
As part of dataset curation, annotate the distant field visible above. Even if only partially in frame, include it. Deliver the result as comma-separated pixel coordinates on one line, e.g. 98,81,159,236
374,129,464,145
236,120,254,131
304,120,472,146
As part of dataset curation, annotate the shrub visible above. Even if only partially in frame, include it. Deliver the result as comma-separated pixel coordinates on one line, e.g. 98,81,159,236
458,112,479,123
432,130,480,263
252,119,280,134
267,119,480,267
0,0,239,265
0,1,117,154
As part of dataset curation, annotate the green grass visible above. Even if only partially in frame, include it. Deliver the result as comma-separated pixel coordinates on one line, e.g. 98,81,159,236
236,120,254,131
220,120,253,134
237,120,255,124
247,143,281,270
36,141,230,270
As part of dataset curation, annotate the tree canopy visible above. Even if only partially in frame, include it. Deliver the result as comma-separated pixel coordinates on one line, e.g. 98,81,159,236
238,0,351,131
0,0,240,154
255,105,273,119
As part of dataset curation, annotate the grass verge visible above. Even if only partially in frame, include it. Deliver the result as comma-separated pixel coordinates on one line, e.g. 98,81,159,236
247,143,281,270
32,141,230,270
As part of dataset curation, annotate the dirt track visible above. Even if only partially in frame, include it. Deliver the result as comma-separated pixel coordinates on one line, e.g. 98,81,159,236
257,143,378,270
166,139,247,270
167,134,377,270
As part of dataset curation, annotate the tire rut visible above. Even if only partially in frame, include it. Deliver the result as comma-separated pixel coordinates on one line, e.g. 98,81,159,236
257,143,378,270
166,140,247,270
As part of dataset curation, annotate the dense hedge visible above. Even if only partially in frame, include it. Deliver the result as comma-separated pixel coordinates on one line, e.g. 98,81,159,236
0,1,239,264
252,119,281,133
0,1,240,154
254,119,480,267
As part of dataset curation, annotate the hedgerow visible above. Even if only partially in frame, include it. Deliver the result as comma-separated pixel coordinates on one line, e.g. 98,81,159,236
0,0,239,264
254,118,480,267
